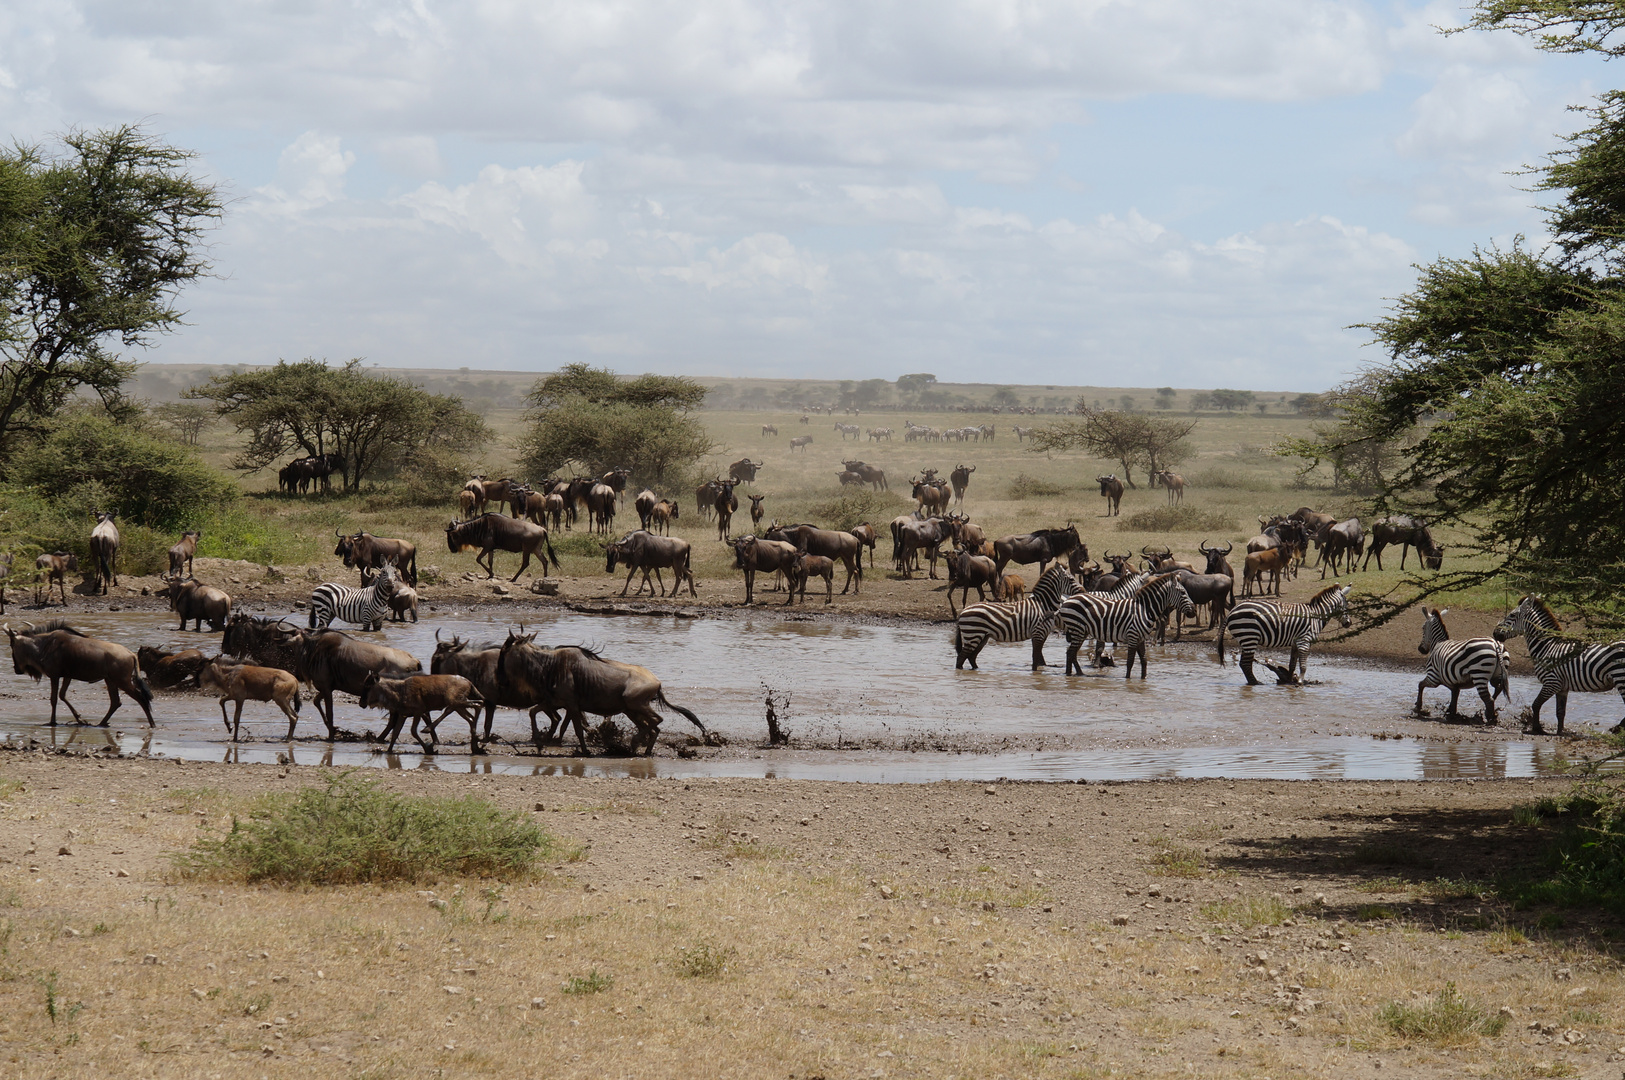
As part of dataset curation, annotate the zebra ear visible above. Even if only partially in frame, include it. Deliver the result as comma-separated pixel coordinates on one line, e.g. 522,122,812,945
1437,608,1449,618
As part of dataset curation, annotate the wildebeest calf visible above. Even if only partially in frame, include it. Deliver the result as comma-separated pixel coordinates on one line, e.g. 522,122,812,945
35,552,76,604
198,658,302,740
786,553,835,605
388,585,420,623
361,673,485,754
136,645,209,689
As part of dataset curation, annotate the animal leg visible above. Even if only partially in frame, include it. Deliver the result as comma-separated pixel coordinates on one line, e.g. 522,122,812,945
58,678,88,724
233,700,247,742
1555,690,1568,736
1413,678,1433,716
478,549,495,579
621,566,638,597
1527,686,1552,735
98,683,123,726
1477,685,1497,723
1065,642,1083,677
1239,651,1260,686
278,697,299,739
1031,634,1047,670
1447,687,1462,718
218,698,234,734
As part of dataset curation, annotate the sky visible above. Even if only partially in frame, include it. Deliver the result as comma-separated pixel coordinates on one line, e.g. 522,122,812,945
2,1,1615,391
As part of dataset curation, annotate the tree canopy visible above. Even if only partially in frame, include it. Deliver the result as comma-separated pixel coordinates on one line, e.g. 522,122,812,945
1028,408,1196,488
191,359,491,493
0,126,221,465
516,363,715,486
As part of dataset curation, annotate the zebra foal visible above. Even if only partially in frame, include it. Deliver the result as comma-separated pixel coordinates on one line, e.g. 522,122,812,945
1057,571,1195,678
1218,584,1351,685
310,562,399,632
953,564,1076,670
1494,594,1625,735
1415,607,1510,722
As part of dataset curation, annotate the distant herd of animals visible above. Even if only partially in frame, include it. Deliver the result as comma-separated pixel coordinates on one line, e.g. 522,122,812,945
2,448,1620,750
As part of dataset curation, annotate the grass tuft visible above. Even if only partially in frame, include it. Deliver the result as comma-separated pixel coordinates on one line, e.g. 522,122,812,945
1199,894,1290,928
674,941,737,979
173,772,556,885
562,970,613,995
1376,982,1506,1044
1355,904,1397,921
1118,506,1234,532
1007,473,1069,500
1148,837,1204,878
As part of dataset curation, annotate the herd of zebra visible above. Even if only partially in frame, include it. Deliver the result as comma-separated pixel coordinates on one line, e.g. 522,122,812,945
950,563,1625,736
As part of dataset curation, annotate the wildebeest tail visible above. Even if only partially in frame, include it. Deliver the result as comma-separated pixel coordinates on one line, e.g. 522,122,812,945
656,690,707,737
132,672,154,709
545,534,562,571
292,686,303,715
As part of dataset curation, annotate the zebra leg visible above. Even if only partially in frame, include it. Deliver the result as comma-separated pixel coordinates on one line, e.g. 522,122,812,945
1239,650,1259,686
1447,687,1462,719
1030,633,1048,669
1476,682,1497,723
1526,685,1553,734
1554,690,1568,736
1414,676,1436,716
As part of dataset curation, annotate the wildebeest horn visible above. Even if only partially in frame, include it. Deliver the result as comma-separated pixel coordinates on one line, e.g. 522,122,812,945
435,628,442,642
1198,539,1211,553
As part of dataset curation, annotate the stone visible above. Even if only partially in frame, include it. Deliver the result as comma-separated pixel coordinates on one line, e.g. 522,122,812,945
1111,915,1129,926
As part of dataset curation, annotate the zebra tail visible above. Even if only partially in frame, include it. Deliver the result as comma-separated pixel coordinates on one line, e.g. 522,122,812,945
1216,611,1226,663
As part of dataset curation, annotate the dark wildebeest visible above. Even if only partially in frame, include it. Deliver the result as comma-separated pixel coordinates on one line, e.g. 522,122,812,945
293,627,421,737
361,672,484,753
946,550,1000,615
695,479,723,521
1151,470,1185,506
1173,569,1232,636
786,553,836,605
728,458,763,485
1096,475,1124,516
90,510,119,594
1289,506,1338,537
789,435,813,452
336,531,419,587
222,614,304,673
199,658,303,741
991,525,1082,577
1316,518,1365,578
634,488,660,531
432,632,544,744
168,531,201,579
1198,539,1235,582
5,620,154,726
762,424,778,437
462,475,488,515
606,531,696,597
1363,516,1443,571
848,522,878,568
601,467,632,506
912,477,949,515
765,523,863,593
728,534,800,604
136,645,208,689
169,578,232,632
585,482,618,533
837,469,865,488
713,479,740,541
494,633,709,755
445,514,561,582
950,464,975,506
842,460,888,491
748,494,766,533
895,516,952,580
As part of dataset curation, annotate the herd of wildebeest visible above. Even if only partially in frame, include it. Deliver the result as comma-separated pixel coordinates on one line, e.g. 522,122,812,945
2,444,1622,754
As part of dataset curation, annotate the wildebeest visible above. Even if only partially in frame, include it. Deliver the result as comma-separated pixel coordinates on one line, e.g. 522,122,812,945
765,523,863,593
838,469,864,488
445,514,561,582
841,460,888,491
432,632,542,743
1242,546,1291,598
747,494,766,532
200,658,303,741
388,585,420,623
221,614,304,673
999,572,1026,601
789,435,813,452
1150,470,1185,506
1198,539,1235,582
1362,516,1443,571
90,510,119,594
713,479,740,540
462,475,488,515
651,499,680,536
1173,569,1232,636
168,531,201,579
169,578,232,632
335,531,419,586
848,522,878,567
894,516,952,580
5,620,153,726
606,531,696,597
585,482,618,533
728,534,800,604
1096,475,1124,516
1316,518,1365,578
280,453,343,494
1289,506,1338,537
950,464,975,506
136,645,209,689
786,553,836,605
991,525,1082,577
695,479,723,520
911,477,950,515
494,633,709,754
477,477,521,513
946,550,1000,615
728,458,763,484
634,488,660,531
361,672,484,753
293,628,422,736
761,424,778,437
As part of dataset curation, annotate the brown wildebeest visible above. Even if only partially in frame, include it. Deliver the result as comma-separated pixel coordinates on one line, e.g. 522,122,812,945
1289,506,1337,536
494,633,709,755
946,550,999,615
1363,515,1443,571
5,620,153,726
478,477,520,513
786,553,835,605
361,672,485,753
585,482,618,533
1243,546,1291,597
728,458,763,484
848,522,877,567
335,531,419,586
999,572,1026,602
651,499,679,536
912,477,949,515
748,494,766,533
168,531,201,578
728,534,799,604
542,492,566,531
842,460,887,491
838,469,864,487
799,414,809,425
432,631,548,744
90,510,119,594
292,627,421,736
606,531,696,597
761,424,778,437
169,578,232,631
695,479,723,520
991,524,1081,577
1096,475,1124,516
445,514,561,581
765,523,863,593
713,479,740,541
458,488,479,520
136,645,209,689
1151,470,1185,506
789,435,813,452
950,464,975,506
199,658,303,741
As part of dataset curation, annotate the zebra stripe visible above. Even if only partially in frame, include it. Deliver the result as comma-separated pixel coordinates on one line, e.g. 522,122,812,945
1219,584,1351,684
1416,607,1510,721
1494,595,1625,734
1057,572,1195,678
953,565,1077,670
310,565,397,631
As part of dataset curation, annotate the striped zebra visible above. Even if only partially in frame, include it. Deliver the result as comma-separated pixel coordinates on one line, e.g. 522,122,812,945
1415,606,1510,723
309,562,398,632
953,564,1077,670
1494,594,1625,735
1218,584,1352,685
1057,572,1195,678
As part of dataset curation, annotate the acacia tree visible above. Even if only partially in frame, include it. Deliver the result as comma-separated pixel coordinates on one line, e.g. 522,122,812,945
1029,407,1195,487
192,359,490,492
0,126,222,464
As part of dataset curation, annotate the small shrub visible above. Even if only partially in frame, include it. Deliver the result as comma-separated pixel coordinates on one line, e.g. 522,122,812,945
675,942,737,979
1148,838,1204,878
807,489,910,531
173,772,555,885
1200,894,1290,928
562,970,613,995
1356,904,1397,921
1118,506,1235,533
1376,982,1506,1044
1007,473,1067,500
1187,466,1277,492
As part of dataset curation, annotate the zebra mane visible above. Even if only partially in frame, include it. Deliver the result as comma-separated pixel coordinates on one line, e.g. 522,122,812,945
1307,584,1346,606
1527,595,1562,630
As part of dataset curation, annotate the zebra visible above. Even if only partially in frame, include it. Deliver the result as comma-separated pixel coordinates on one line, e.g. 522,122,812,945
1415,607,1511,723
1062,569,1155,668
1493,594,1625,735
953,564,1077,670
309,562,398,632
1218,584,1352,685
1058,572,1195,678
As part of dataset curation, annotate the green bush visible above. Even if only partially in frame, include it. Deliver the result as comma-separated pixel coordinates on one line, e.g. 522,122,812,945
807,489,910,531
1007,473,1067,499
1501,770,1625,910
173,772,556,885
675,941,737,978
1376,983,1505,1043
1118,506,1235,533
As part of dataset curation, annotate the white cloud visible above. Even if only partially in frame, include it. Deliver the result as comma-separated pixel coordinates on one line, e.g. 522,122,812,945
255,132,355,212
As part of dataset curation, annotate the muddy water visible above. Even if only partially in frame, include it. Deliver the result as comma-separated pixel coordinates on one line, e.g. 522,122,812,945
1,610,1616,783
